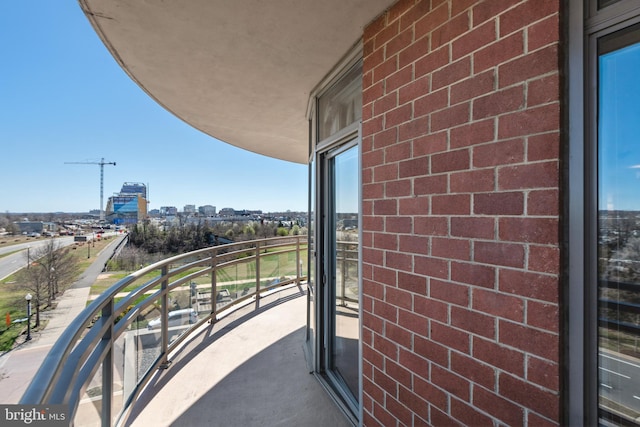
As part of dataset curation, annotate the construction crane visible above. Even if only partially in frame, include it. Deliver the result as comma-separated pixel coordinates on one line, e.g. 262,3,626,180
65,158,116,222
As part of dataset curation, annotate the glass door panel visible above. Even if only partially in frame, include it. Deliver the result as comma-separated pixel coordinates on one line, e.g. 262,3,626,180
329,143,359,403
306,156,316,370
597,24,640,424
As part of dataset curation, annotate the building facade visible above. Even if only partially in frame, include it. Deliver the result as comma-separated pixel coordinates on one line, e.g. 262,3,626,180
15,221,57,235
81,0,640,425
359,3,562,424
183,204,196,215
198,205,216,216
105,182,148,225
119,182,148,199
160,206,178,216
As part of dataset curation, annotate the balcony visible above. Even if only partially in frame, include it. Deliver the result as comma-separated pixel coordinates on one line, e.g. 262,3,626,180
21,236,351,426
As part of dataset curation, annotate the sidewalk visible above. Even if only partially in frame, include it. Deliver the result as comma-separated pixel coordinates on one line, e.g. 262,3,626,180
0,235,127,403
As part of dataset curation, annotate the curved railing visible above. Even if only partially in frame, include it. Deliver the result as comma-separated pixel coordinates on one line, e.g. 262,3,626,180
20,236,307,426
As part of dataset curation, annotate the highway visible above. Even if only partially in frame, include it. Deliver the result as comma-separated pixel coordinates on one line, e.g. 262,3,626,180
0,233,120,281
0,236,75,256
599,350,640,414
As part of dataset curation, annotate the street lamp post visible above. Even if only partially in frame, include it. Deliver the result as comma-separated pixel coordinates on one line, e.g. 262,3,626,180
25,293,32,341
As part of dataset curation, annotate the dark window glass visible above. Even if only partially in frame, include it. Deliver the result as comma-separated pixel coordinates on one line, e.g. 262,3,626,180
598,0,623,9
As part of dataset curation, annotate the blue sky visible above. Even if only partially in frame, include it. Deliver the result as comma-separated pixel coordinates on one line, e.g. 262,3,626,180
599,41,640,211
0,2,307,214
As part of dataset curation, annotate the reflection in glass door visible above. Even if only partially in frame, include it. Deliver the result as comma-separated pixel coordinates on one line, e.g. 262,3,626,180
324,141,360,411
597,24,640,424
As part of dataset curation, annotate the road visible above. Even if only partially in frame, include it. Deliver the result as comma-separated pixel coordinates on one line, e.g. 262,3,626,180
599,350,640,414
0,236,74,257
0,237,75,280
0,234,118,281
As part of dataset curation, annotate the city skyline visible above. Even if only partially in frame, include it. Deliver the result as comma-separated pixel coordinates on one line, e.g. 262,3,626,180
0,3,308,214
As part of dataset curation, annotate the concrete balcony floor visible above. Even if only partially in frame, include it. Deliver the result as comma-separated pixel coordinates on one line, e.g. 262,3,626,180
125,286,351,427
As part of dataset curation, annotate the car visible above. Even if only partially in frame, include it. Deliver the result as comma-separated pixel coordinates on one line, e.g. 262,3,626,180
147,308,197,330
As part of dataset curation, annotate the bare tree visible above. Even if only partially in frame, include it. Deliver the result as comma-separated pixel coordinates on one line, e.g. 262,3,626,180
0,215,18,235
17,266,49,327
18,239,79,325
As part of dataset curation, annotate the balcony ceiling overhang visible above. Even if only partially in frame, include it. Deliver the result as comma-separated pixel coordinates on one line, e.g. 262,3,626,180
79,0,395,164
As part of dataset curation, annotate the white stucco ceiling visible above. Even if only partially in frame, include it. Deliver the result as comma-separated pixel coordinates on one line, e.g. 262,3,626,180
79,0,395,164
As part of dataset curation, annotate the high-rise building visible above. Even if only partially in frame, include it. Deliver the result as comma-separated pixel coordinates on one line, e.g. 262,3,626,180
105,182,148,224
119,182,147,198
198,205,216,216
160,206,178,216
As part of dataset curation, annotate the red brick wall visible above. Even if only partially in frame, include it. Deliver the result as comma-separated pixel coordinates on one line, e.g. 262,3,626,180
361,0,561,425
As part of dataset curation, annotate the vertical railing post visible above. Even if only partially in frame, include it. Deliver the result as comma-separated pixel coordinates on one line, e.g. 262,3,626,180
341,242,347,306
296,236,301,285
101,299,113,427
255,241,261,298
160,265,170,368
211,248,217,320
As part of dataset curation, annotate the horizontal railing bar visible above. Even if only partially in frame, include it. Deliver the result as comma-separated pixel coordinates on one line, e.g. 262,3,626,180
49,313,112,403
67,338,111,417
600,299,640,315
113,291,163,337
166,268,211,292
163,255,214,278
256,248,299,258
112,262,214,319
113,285,161,321
599,279,640,292
212,282,304,323
599,318,640,335
214,247,305,272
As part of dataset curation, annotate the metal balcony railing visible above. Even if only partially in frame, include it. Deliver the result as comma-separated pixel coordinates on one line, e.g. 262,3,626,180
20,236,308,426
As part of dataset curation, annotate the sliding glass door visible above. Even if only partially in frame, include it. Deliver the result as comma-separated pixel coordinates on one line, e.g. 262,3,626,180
307,57,362,421
323,140,360,410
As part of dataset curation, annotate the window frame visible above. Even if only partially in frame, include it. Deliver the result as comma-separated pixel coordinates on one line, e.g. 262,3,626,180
320,134,361,414
305,44,363,424
569,0,640,423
